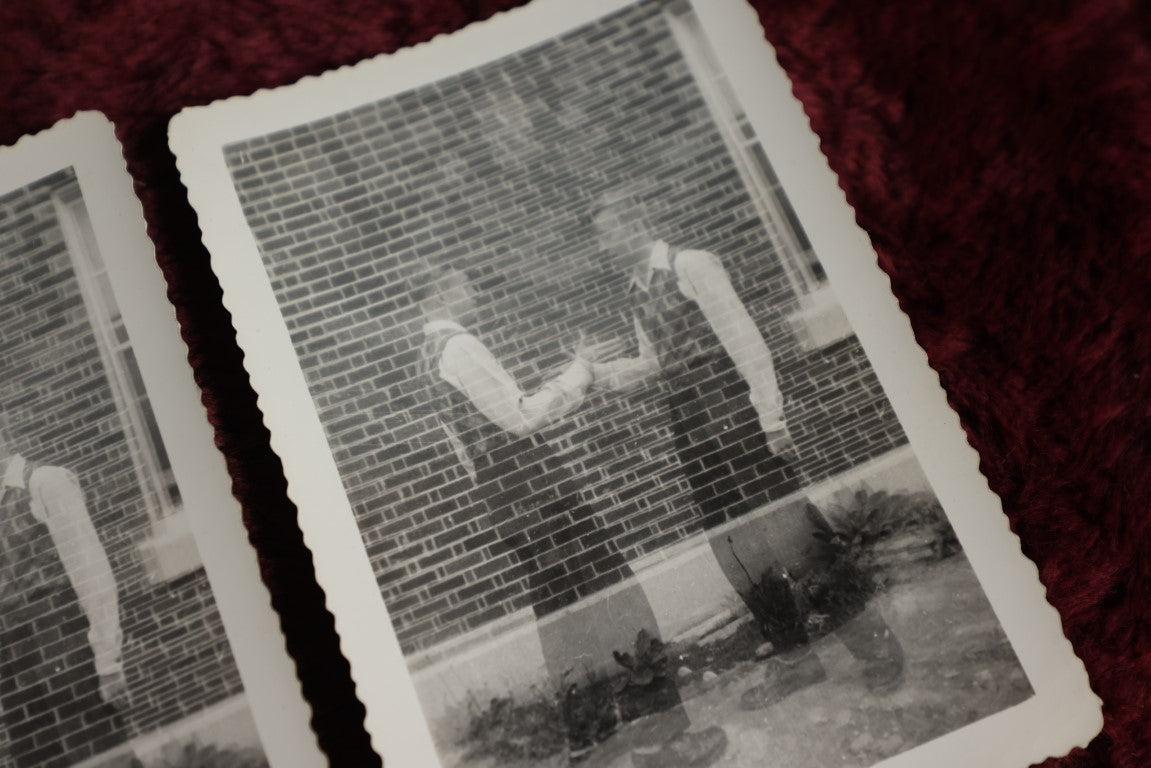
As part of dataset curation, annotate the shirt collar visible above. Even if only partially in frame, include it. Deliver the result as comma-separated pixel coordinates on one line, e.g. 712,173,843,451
628,241,671,294
1,455,27,490
423,319,468,335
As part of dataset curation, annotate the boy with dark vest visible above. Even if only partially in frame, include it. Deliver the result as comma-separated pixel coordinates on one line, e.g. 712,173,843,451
417,268,727,766
0,415,133,767
590,186,905,710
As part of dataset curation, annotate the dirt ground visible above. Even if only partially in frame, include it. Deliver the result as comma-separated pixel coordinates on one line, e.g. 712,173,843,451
448,554,1032,768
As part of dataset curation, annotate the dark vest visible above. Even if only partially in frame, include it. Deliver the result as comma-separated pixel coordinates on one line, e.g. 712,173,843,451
421,326,515,477
0,461,65,615
631,247,728,378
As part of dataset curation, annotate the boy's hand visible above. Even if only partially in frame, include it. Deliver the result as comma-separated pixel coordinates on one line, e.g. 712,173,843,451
98,667,129,707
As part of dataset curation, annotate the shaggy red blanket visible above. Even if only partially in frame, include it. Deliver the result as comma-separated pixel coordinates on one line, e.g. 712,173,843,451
1,1,1146,766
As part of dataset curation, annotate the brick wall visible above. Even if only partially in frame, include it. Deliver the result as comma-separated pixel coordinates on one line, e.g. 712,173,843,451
225,0,906,654
0,169,246,759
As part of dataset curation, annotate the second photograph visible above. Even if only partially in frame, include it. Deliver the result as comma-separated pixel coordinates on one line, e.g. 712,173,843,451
213,2,1033,766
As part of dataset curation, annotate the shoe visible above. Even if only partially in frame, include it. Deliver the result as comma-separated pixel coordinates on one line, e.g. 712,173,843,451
859,627,905,694
862,654,905,695
836,608,906,695
738,650,827,710
631,726,728,768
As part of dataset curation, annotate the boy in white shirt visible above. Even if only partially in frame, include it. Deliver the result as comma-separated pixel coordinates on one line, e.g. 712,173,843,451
590,186,904,711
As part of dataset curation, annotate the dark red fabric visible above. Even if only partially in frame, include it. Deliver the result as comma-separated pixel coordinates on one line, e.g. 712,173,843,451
1,1,1147,766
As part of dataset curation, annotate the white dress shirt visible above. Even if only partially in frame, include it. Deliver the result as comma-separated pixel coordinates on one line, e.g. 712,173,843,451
594,241,789,437
2,455,123,676
426,319,594,438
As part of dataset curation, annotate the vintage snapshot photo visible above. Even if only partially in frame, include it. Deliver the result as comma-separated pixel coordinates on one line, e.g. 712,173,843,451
171,0,1101,765
0,114,323,768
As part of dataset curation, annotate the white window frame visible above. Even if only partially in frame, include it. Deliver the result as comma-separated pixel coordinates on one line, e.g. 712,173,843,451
666,2,823,295
53,182,200,581
665,2,853,349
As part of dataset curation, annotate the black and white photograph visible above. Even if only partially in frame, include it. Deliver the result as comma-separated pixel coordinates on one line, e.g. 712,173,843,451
0,116,321,768
172,0,1100,765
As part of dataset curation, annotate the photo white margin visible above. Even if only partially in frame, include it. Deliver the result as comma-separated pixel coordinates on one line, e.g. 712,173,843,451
0,112,325,768
169,0,1104,765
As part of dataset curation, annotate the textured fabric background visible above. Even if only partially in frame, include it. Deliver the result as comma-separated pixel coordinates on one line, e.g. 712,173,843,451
1,1,1147,766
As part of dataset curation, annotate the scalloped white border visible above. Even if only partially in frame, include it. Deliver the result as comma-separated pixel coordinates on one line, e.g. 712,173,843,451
0,113,324,767
171,0,1103,765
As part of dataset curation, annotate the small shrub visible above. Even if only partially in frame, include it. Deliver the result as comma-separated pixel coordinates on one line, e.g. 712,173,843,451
797,557,876,632
801,502,884,628
728,539,809,653
917,501,962,559
147,741,268,768
612,629,668,691
463,691,568,761
824,487,962,560
611,630,680,723
728,501,887,650
461,671,623,760
560,673,619,752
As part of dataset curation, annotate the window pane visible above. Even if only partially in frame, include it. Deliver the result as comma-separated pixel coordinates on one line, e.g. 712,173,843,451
94,271,121,322
739,118,757,142
802,250,826,283
751,145,813,252
60,182,183,518
66,198,123,321
120,349,181,505
749,144,781,187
